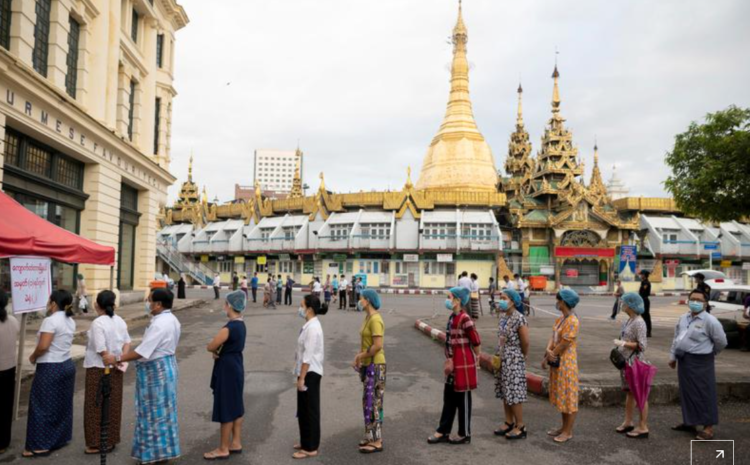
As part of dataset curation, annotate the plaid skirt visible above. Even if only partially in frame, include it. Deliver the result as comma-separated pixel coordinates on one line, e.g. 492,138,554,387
25,359,76,451
132,356,180,464
84,368,124,449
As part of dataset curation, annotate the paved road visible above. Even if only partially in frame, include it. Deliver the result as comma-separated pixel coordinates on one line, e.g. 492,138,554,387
3,290,747,464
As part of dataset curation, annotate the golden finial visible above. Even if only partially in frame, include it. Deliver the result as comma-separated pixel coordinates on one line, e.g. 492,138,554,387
594,138,599,166
201,185,208,204
319,172,326,191
551,48,561,111
188,152,194,183
516,82,524,127
405,166,413,189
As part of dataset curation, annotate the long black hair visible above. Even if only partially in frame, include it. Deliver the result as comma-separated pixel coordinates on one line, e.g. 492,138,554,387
96,290,117,318
50,289,74,317
303,294,328,316
0,289,8,323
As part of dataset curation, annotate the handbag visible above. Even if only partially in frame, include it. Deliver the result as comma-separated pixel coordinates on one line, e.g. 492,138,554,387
610,347,627,370
547,357,560,368
491,355,502,372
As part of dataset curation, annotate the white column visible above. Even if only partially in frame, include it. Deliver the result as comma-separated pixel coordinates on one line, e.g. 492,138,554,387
47,0,72,90
9,0,35,67
134,188,163,290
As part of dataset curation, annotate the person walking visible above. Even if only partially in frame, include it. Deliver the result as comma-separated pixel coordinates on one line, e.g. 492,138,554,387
694,273,712,304
354,277,363,310
522,276,532,317
240,275,249,301
0,290,19,455
493,289,529,440
75,273,89,313
204,291,247,460
250,272,259,303
82,290,132,454
353,290,386,453
543,289,580,444
213,273,222,300
469,273,481,319
338,275,348,310
23,290,76,458
276,274,284,305
232,272,239,291
639,271,652,337
613,292,650,439
332,275,339,304
669,289,727,440
177,273,187,299
293,295,328,459
611,279,625,320
285,275,295,306
427,287,481,446
103,288,182,464
502,275,515,291
265,277,277,309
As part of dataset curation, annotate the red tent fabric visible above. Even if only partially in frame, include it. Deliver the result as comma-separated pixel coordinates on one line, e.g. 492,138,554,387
0,190,115,265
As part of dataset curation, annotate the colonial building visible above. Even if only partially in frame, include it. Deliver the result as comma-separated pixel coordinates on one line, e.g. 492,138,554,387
0,0,188,293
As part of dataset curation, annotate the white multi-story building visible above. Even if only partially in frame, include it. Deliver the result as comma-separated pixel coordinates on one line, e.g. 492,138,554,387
253,148,303,197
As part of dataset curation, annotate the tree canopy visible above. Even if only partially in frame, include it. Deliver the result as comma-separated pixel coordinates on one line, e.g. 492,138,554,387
664,106,750,223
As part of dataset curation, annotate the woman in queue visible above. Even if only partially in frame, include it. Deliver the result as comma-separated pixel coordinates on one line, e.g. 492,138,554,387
23,290,76,458
493,289,529,440
293,294,327,459
352,289,386,454
204,290,247,460
427,287,481,445
543,289,580,444
613,292,650,439
83,290,132,454
0,290,20,454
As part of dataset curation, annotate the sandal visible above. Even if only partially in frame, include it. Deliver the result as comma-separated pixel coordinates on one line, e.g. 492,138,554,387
229,448,243,454
547,428,563,437
494,422,515,436
506,426,527,440
616,425,635,434
359,444,384,454
553,434,573,443
671,424,696,433
203,451,230,461
427,434,449,444
22,450,52,458
292,450,318,459
696,431,714,440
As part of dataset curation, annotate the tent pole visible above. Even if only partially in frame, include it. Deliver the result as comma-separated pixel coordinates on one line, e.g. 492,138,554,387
109,266,114,291
14,312,28,420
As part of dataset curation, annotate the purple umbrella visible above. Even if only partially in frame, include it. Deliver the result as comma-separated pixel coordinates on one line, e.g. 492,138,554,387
625,357,658,412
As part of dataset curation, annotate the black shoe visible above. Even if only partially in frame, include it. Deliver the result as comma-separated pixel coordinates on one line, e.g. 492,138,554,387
427,434,449,445
448,436,471,445
505,426,527,440
494,422,515,436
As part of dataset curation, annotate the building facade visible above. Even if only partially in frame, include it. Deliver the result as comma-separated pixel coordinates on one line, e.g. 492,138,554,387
0,0,188,293
252,148,303,199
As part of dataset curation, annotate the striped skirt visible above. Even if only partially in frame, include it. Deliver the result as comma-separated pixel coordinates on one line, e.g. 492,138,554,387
25,359,76,452
132,355,180,464
84,368,124,449
470,298,480,319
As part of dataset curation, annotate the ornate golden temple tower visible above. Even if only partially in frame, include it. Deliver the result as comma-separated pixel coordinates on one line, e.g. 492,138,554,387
415,1,498,192
175,153,200,206
504,84,534,195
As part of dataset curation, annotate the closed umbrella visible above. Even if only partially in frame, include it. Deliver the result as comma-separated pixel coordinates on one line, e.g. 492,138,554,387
624,358,658,412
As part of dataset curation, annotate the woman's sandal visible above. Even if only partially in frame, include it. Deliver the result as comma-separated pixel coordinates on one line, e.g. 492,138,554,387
359,444,384,454
22,450,51,458
546,428,563,437
427,434,449,444
494,422,515,436
506,426,527,440
616,425,635,434
627,431,649,439
553,434,573,443
696,431,714,440
292,450,318,459
203,451,230,461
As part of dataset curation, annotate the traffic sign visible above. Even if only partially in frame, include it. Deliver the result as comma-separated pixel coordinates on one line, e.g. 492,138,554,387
704,244,718,250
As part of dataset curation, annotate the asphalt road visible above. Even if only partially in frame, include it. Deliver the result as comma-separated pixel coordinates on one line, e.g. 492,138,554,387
2,290,747,465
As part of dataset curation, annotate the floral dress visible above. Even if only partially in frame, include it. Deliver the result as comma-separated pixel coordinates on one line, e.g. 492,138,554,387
618,316,648,390
548,314,580,414
494,311,528,405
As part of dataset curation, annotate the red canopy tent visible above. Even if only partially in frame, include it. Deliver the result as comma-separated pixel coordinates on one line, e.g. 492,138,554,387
0,189,115,265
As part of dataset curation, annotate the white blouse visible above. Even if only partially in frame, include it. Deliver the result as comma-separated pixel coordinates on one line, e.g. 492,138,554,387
295,317,324,377
37,311,76,364
84,314,132,369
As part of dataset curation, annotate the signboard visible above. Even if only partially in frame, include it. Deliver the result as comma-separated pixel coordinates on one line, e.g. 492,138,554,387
703,243,718,250
743,262,750,271
618,245,637,277
664,259,680,266
540,265,555,276
403,254,419,263
257,256,267,265
355,273,368,287
327,262,341,275
565,269,579,278
303,261,314,274
720,260,732,268
234,256,245,264
554,246,615,258
437,254,453,263
201,255,209,263
279,254,291,261
392,274,408,286
10,257,52,315
711,252,722,259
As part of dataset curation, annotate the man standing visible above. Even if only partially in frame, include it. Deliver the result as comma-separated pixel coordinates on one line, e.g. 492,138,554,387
611,279,625,320
694,273,712,311
639,270,652,337
250,272,259,303
457,271,472,290
232,271,239,291
104,289,181,464
502,275,515,291
285,275,295,306
338,274,348,309
213,273,221,300
276,274,283,304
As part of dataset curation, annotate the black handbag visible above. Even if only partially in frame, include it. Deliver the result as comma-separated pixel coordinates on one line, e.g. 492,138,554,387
610,347,627,370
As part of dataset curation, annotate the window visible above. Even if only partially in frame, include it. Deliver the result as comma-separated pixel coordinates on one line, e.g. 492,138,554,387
25,143,52,177
662,233,678,243
330,225,350,240
65,16,81,98
260,229,273,240
219,260,233,273
153,97,161,154
57,156,83,189
462,223,492,240
32,0,52,76
156,34,164,67
424,262,447,275
3,131,19,167
362,223,390,239
127,79,136,141
120,184,139,211
424,223,456,238
131,8,139,43
3,129,84,189
359,260,379,274
0,0,11,50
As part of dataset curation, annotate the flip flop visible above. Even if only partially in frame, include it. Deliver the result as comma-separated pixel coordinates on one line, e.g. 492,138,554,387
22,450,52,458
359,444,384,454
696,431,714,440
203,451,230,461
553,435,573,443
292,450,318,459
229,448,243,454
547,428,563,437
616,425,635,434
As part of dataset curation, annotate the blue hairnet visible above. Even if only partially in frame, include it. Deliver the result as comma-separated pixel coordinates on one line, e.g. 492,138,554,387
226,290,246,312
621,292,644,314
557,288,580,309
449,287,470,307
361,289,381,310
502,289,523,310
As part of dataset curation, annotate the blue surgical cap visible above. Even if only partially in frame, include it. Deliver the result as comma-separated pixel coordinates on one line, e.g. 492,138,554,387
361,289,381,310
557,288,580,309
449,287,470,307
502,289,523,310
621,292,644,314
226,290,246,312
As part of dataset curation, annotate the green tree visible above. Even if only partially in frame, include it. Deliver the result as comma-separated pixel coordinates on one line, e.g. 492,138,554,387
664,106,750,223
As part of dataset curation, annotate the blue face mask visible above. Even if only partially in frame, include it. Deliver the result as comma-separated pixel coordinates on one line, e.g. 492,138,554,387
498,300,510,311
144,302,151,316
445,299,455,311
688,301,704,313
356,301,364,312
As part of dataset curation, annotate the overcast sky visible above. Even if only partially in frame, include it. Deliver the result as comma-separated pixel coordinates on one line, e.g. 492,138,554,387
168,0,750,203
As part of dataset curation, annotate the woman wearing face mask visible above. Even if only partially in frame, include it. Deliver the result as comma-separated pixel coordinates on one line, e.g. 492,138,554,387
543,288,580,444
427,287,481,445
669,289,727,440
613,292,650,439
293,295,328,459
352,289,386,454
493,289,529,440
23,290,76,458
204,290,247,460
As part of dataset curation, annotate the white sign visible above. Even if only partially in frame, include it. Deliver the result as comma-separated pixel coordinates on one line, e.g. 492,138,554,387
327,262,340,274
403,254,419,263
743,262,750,271
10,257,52,314
437,254,453,263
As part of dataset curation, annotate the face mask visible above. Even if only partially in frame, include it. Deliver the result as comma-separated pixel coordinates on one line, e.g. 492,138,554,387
145,302,152,316
688,301,704,313
498,300,510,311
444,299,455,311
356,301,364,312
298,306,307,319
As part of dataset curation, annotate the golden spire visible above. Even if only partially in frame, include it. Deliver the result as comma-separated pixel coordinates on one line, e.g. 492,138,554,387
589,141,607,200
415,1,497,192
516,83,524,128
551,65,561,113
289,148,303,198
318,172,326,192
405,166,413,189
188,151,194,183
201,185,208,204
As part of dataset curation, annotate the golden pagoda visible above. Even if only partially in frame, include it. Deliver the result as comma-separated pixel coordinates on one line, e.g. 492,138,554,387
588,142,608,203
415,1,498,192
289,148,304,199
175,153,200,206
504,83,535,195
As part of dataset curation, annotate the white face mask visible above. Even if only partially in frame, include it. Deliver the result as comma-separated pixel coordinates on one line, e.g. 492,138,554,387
298,306,307,319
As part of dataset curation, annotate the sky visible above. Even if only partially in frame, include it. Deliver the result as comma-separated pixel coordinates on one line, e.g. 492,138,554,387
168,0,750,203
